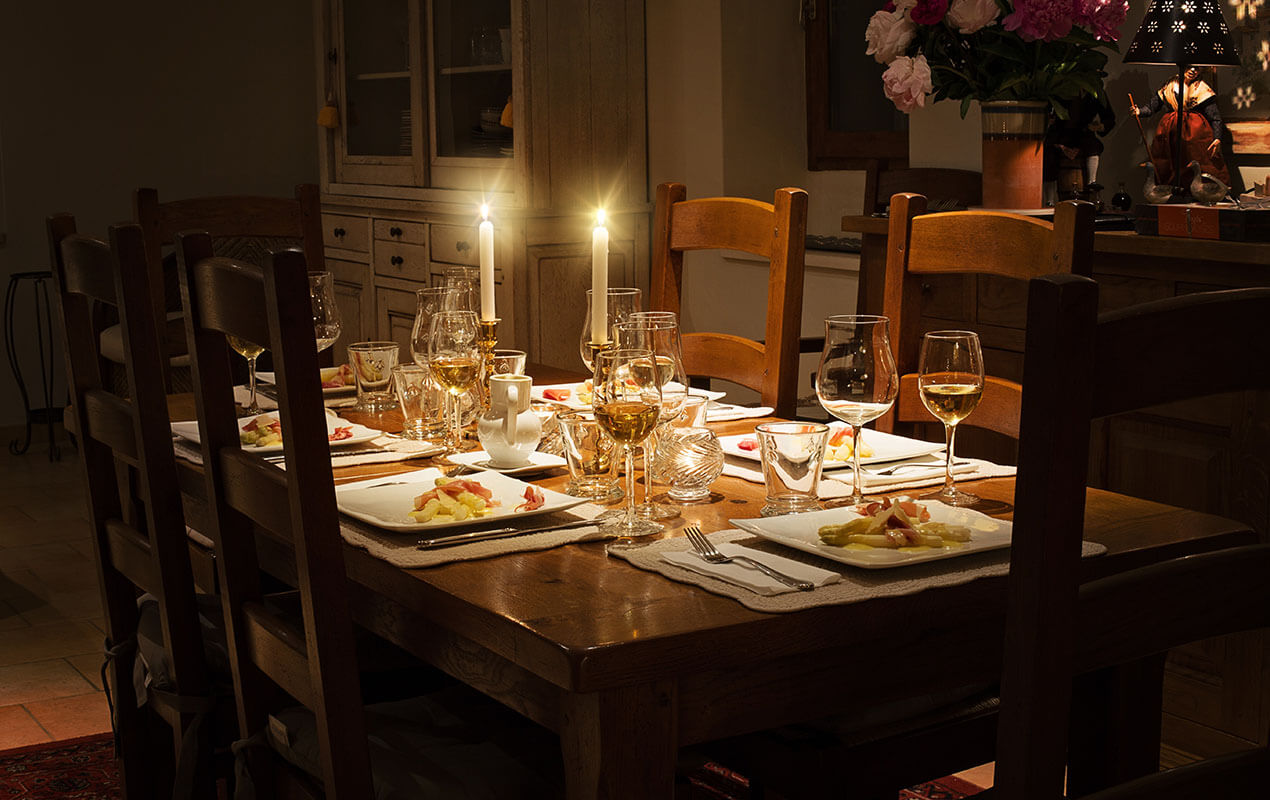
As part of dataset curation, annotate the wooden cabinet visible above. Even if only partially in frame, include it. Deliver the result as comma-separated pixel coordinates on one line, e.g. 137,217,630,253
314,0,649,368
327,258,373,364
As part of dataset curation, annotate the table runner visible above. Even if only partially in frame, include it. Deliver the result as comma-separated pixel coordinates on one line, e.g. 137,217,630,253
612,529,1106,613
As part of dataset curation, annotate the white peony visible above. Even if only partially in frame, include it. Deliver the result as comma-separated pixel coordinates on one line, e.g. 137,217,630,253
946,0,1000,34
865,9,917,65
882,54,933,113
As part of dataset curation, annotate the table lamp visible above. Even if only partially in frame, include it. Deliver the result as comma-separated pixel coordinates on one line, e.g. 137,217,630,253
1122,0,1241,199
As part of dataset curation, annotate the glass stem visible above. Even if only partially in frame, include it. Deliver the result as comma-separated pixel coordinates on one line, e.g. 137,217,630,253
641,436,655,507
850,423,863,502
943,422,958,492
624,446,637,526
247,356,258,409
450,394,461,451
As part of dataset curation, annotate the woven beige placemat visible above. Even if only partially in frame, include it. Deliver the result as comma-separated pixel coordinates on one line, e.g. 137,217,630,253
612,529,1106,614
338,504,608,568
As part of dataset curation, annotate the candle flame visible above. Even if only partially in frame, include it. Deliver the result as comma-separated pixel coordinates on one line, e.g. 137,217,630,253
480,203,490,220
596,209,607,227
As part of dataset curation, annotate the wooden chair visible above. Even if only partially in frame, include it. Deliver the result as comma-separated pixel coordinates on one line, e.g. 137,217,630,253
48,217,221,799
176,234,560,798
96,184,324,392
993,274,1270,799
877,192,1095,443
650,181,808,418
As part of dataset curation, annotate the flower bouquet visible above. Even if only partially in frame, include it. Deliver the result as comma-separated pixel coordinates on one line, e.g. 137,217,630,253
866,0,1128,118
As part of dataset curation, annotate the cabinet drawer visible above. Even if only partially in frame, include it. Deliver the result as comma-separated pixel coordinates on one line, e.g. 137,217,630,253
374,240,431,282
322,214,369,252
373,219,428,246
430,224,480,266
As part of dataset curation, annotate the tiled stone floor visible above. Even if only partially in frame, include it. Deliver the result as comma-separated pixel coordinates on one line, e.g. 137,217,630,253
0,424,111,749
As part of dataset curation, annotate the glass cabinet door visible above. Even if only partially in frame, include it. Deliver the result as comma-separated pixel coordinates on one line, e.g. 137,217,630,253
334,0,424,185
429,0,513,163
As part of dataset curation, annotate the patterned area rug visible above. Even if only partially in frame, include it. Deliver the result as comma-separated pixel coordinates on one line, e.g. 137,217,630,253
0,734,118,799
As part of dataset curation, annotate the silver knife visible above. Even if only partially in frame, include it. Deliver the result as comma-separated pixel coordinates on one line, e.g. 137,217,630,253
416,517,598,549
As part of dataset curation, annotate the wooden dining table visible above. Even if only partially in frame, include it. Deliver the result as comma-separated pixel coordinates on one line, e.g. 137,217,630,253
169,372,1256,799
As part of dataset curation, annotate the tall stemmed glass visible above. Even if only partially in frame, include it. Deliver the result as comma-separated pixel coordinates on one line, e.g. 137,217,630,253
917,331,984,507
410,287,459,366
815,315,899,506
617,313,688,518
427,310,480,453
228,337,266,414
594,348,664,543
579,288,642,371
309,271,342,353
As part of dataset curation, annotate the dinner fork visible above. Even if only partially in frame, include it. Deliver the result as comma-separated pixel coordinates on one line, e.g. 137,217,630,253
683,526,814,591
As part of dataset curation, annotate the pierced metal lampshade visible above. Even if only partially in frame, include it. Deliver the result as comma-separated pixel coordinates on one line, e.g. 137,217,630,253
1123,0,1241,66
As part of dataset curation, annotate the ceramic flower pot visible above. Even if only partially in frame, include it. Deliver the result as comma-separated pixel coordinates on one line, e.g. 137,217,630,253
981,101,1048,209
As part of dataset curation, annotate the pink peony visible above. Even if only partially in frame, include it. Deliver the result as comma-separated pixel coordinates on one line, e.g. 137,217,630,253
1003,0,1076,42
910,0,950,25
865,9,917,64
1075,0,1128,42
882,54,933,112
946,0,1000,33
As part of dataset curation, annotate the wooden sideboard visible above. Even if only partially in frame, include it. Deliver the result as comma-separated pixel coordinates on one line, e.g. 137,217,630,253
844,214,1270,766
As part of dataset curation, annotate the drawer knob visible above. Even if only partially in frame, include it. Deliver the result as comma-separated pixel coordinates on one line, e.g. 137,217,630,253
456,240,470,253
921,282,933,295
389,226,403,237
390,255,404,266
333,227,346,238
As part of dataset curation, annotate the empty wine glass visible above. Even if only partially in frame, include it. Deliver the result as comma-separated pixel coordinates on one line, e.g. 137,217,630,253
227,336,266,414
816,315,899,506
617,314,688,518
410,286,459,366
918,331,985,507
442,265,479,313
593,348,663,544
579,288,642,371
310,271,342,353
427,310,480,453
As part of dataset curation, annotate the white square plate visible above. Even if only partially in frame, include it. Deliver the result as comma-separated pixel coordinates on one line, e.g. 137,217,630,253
531,382,725,411
170,414,380,454
258,370,355,397
730,501,1011,569
719,427,943,468
336,468,586,532
446,449,568,476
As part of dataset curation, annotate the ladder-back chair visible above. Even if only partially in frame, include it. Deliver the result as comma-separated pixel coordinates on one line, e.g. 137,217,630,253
650,181,808,418
48,217,220,799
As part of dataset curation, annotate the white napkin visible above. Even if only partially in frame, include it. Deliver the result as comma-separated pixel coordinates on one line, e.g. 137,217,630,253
706,403,774,422
721,455,1013,498
662,533,840,596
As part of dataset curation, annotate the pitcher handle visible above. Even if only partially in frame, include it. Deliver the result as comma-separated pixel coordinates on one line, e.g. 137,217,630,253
503,384,519,443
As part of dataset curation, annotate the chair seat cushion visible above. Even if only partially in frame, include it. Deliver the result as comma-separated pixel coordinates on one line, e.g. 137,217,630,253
99,311,189,365
134,592,231,702
267,686,562,799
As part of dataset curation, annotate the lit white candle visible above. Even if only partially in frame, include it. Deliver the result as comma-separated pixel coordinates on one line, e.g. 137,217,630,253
591,209,609,343
478,204,495,321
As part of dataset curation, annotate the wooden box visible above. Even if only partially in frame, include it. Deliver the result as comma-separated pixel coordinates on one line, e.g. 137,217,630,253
1133,204,1270,242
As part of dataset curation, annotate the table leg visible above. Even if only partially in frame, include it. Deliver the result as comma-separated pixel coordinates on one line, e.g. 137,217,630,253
560,681,678,800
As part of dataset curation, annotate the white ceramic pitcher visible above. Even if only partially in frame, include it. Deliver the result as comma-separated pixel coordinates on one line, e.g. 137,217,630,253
477,374,542,468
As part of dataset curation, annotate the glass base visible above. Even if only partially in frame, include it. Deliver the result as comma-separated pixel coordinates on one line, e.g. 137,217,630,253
919,485,980,507
600,516,663,549
662,488,714,504
565,481,624,502
355,392,398,413
634,501,679,520
759,501,821,517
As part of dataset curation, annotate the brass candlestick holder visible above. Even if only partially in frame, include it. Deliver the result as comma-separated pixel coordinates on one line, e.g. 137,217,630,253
477,317,500,410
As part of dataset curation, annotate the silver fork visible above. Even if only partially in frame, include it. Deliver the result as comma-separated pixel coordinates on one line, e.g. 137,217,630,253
683,526,814,591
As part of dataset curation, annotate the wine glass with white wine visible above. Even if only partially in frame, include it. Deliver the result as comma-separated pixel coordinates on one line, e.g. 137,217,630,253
917,330,984,507
427,310,481,453
815,315,899,506
593,347,663,544
228,336,266,414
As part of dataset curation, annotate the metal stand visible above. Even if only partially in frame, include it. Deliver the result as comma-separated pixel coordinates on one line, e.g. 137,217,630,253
5,271,61,460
